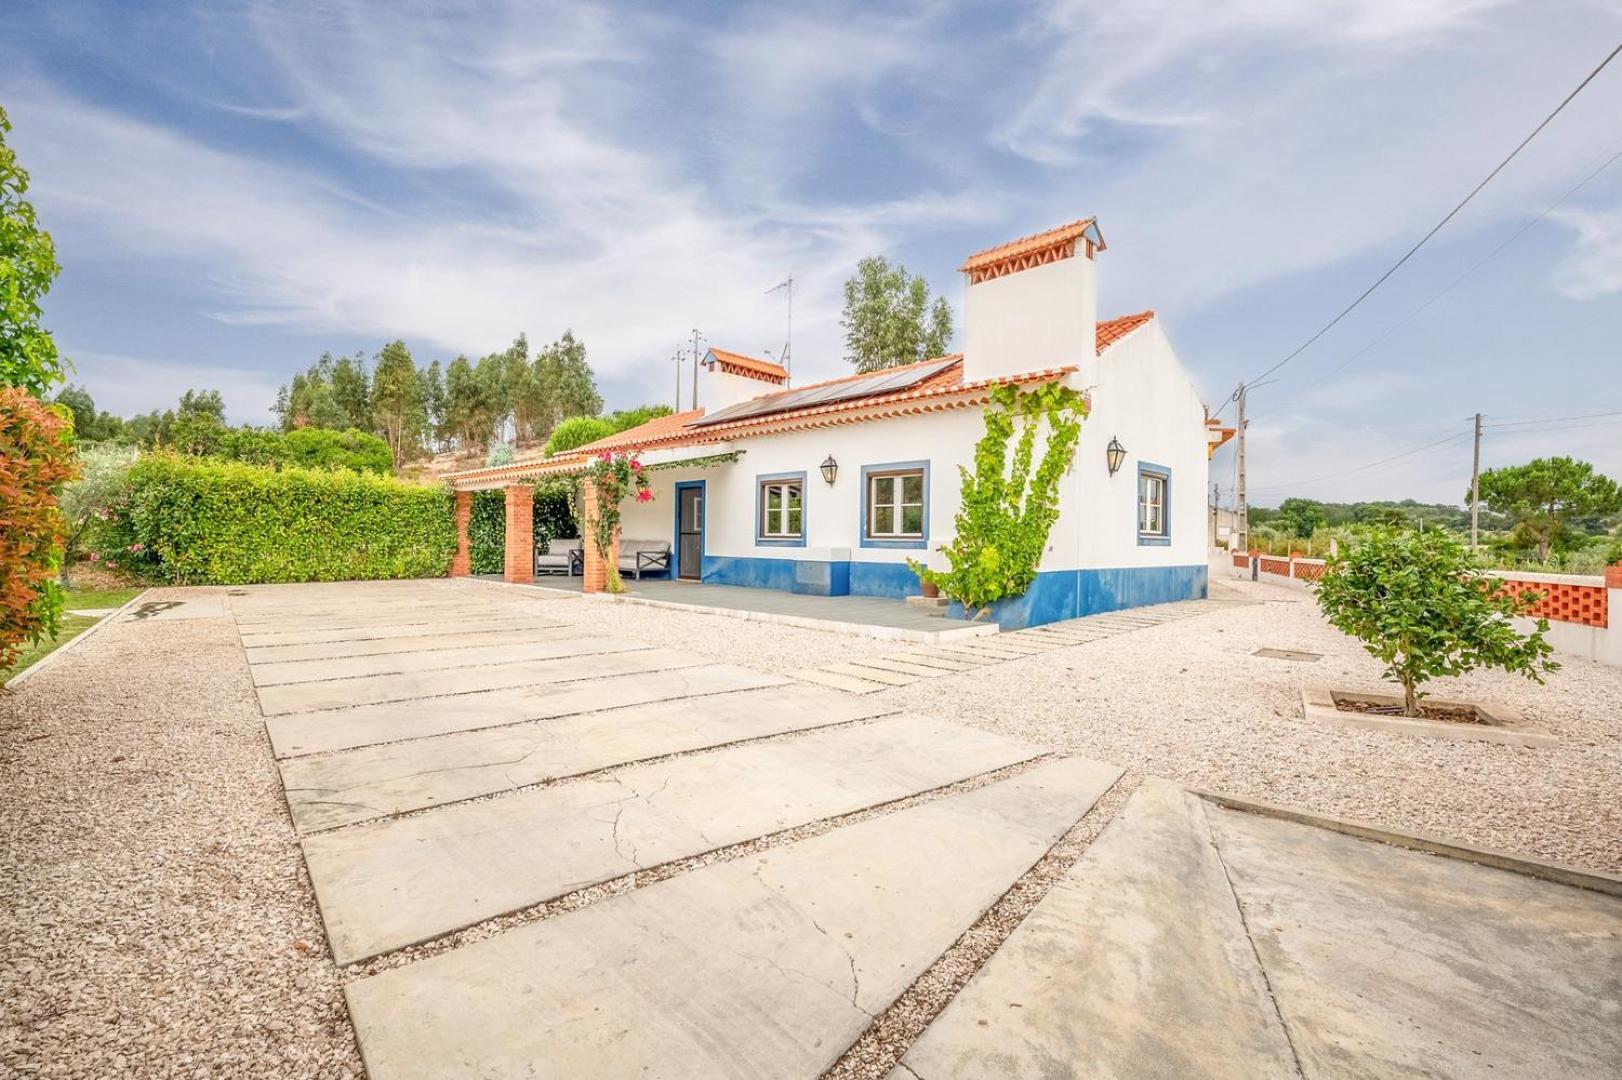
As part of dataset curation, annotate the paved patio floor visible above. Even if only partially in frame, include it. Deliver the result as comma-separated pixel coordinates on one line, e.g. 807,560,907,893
511,573,997,640
226,579,1621,1079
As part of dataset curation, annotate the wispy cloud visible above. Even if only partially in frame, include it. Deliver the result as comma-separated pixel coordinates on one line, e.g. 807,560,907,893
1549,207,1622,299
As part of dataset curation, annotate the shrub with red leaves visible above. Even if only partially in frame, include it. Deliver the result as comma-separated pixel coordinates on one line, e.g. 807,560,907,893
0,387,77,672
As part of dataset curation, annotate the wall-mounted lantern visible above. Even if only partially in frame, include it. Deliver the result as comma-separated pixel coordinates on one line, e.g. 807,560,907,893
1106,437,1126,476
820,455,839,486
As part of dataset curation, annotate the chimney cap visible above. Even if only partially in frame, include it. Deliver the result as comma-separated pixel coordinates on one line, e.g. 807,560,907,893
959,218,1105,283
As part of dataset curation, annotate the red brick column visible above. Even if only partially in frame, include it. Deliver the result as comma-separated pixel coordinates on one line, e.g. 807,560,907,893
502,484,534,584
579,480,618,594
450,490,473,577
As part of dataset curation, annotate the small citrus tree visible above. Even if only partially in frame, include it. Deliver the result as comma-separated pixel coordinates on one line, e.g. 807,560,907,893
912,381,1087,616
583,451,650,593
1314,528,1557,716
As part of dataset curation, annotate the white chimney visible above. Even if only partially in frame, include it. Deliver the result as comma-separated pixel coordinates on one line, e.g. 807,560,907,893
960,219,1103,385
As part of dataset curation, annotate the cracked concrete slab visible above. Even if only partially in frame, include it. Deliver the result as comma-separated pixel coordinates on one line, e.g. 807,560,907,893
343,756,1122,1078
237,616,564,649
279,678,893,832
249,631,593,686
255,639,671,715
1208,804,1622,1078
304,715,1050,963
266,661,764,759
896,781,1297,1080
242,623,571,663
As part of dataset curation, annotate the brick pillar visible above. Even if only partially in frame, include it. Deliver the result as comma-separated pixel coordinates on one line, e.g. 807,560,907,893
579,479,618,594
503,484,534,584
450,489,473,577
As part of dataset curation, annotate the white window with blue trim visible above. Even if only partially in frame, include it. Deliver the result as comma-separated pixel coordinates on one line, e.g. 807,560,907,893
756,472,805,546
1137,462,1171,546
861,461,929,549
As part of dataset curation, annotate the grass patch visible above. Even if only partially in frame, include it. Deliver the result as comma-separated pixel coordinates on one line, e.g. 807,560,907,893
2,586,145,684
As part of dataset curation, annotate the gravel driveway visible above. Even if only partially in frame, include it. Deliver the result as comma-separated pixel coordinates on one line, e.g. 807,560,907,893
3,573,1617,1078
894,573,1622,873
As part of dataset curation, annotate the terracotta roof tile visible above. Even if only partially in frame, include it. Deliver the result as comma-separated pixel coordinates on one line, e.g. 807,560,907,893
1096,310,1154,353
706,348,789,384
573,408,705,455
959,218,1103,278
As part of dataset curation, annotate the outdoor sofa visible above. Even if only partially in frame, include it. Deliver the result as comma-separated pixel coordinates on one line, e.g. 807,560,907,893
534,538,582,576
532,537,672,580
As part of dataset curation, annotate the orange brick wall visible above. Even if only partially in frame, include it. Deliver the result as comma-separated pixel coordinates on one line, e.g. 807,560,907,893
1496,577,1608,628
1259,556,1290,577
1232,551,1248,569
1291,560,1327,582
502,485,534,584
450,490,472,577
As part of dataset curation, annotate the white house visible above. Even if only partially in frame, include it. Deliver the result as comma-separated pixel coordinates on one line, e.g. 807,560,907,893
449,218,1233,629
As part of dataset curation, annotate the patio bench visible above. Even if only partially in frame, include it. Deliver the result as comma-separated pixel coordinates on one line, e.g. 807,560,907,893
619,540,672,581
534,538,582,576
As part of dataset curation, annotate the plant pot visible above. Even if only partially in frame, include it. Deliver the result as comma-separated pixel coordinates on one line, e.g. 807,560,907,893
920,580,940,598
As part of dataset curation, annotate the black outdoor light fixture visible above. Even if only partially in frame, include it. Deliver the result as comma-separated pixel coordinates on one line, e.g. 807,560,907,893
1106,437,1126,476
820,455,839,486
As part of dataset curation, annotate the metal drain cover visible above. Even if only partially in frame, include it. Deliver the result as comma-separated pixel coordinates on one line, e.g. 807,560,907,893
1254,647,1321,662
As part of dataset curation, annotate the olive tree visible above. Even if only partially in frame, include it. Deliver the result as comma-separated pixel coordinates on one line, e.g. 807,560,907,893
1314,529,1557,716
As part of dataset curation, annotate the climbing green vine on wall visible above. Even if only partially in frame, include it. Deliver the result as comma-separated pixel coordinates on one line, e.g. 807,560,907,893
911,381,1088,617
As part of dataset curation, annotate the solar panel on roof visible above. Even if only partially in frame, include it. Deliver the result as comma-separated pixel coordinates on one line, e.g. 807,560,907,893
689,358,957,428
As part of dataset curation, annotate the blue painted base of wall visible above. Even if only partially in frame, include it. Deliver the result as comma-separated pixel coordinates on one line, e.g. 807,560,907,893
699,557,1204,629
948,565,1208,630
702,556,921,600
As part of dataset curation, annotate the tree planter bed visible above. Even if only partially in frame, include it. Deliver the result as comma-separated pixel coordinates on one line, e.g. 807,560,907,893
1299,686,1555,747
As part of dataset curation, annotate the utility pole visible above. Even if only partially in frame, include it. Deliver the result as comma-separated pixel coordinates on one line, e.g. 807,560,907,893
691,329,704,410
1470,412,1483,547
672,351,684,412
1235,383,1249,554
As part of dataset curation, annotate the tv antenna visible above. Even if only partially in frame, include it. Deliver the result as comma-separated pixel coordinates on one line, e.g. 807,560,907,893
765,275,793,374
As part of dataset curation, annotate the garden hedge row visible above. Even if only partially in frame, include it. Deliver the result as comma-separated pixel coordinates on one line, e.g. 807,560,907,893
126,454,455,584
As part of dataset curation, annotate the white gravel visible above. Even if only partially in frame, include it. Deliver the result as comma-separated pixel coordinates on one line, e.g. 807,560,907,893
5,572,1616,1079
0,588,363,1079
892,573,1622,874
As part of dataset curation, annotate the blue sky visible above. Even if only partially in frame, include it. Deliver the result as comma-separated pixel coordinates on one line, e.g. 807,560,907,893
5,0,1620,505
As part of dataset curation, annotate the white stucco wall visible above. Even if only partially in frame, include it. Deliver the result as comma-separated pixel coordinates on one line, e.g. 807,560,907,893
615,320,1209,581
961,255,1097,385
1065,320,1211,572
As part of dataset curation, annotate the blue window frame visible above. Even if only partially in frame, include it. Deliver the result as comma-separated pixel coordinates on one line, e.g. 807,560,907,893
755,471,807,547
1137,461,1171,546
860,460,929,550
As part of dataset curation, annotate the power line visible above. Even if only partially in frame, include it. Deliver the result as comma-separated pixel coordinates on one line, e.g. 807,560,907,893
1484,409,1622,428
1247,428,1472,494
1218,40,1622,417
1288,141,1622,394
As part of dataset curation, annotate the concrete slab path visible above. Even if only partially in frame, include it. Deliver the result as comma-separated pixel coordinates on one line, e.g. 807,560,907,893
248,632,590,685
256,641,688,716
278,680,892,833
266,662,772,759
897,786,1622,1079
1209,804,1622,1078
895,782,1297,1079
303,715,1046,963
343,757,1122,1079
242,623,572,663
236,616,564,649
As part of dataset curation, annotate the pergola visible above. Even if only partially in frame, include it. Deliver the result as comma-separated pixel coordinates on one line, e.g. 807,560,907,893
443,446,740,592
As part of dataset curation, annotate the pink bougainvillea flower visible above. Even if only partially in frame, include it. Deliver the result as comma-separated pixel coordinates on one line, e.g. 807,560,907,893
629,459,642,470
636,489,652,502
128,542,144,553
599,452,612,461
88,552,100,562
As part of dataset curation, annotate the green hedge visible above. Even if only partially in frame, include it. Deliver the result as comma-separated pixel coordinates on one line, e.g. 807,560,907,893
468,482,578,574
126,454,455,584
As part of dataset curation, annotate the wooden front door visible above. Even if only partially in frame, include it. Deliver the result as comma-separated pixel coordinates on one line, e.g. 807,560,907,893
677,485,703,580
